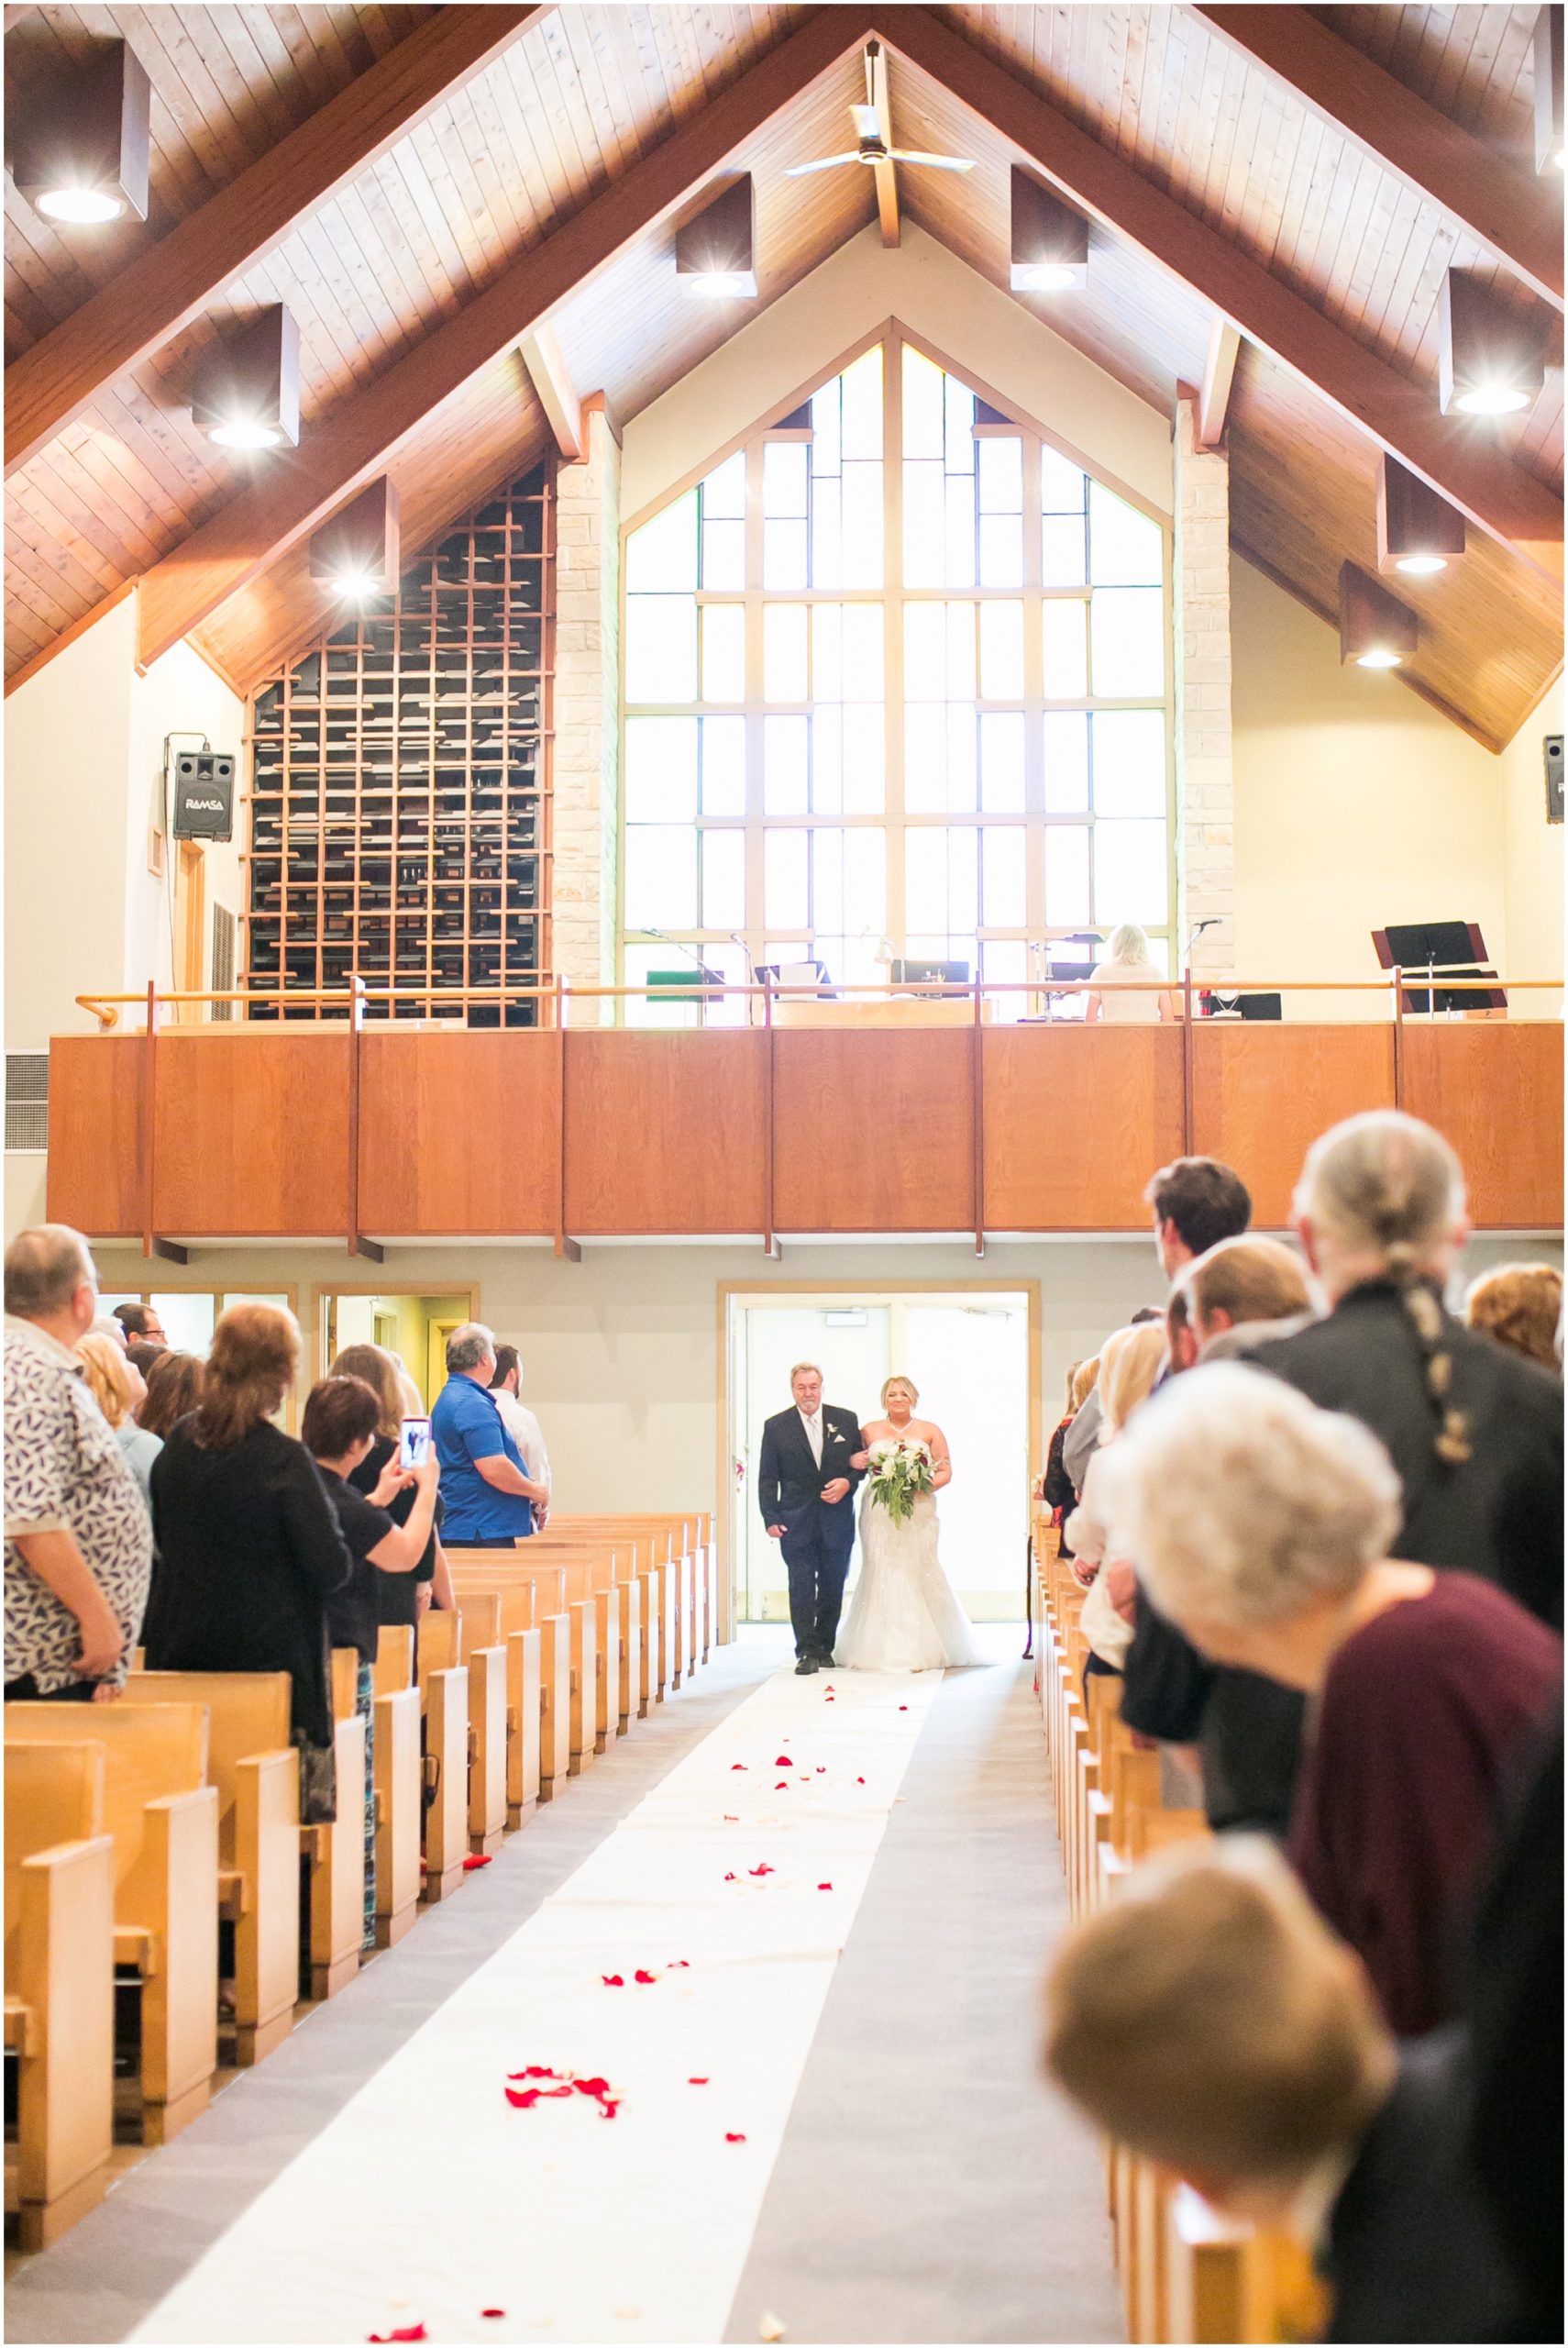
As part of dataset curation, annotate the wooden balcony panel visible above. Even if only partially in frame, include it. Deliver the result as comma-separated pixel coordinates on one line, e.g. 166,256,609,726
46,1035,142,1237
1403,1023,1563,1228
1191,1024,1397,1227
564,1032,766,1235
983,1026,1183,1228
358,1031,558,1235
772,1028,975,1231
152,1032,350,1236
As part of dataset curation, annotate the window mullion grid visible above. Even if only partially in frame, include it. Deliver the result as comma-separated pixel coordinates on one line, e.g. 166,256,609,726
744,440,766,979
884,327,905,962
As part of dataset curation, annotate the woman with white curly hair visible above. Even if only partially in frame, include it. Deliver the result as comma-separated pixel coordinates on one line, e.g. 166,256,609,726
1101,1362,1562,2037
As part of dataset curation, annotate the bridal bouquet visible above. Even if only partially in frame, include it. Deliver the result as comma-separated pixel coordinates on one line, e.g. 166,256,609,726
867,1441,934,1524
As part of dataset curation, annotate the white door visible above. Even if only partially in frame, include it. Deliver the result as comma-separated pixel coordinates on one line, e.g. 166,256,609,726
897,1300,1030,1619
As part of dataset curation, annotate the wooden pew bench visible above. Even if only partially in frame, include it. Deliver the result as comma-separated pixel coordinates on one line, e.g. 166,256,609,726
411,1613,469,1901
451,1595,509,1855
428,1584,542,1829
4,1743,115,2250
447,1555,592,1782
305,1650,370,2000
370,1627,421,1946
5,1703,217,2143
121,1672,298,2066
537,1516,687,1700
497,1535,633,1744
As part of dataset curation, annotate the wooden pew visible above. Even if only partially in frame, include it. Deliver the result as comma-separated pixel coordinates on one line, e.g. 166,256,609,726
4,1743,115,2250
537,1518,678,1705
370,1628,420,1946
453,1595,508,1855
498,1536,626,1749
438,1580,542,1827
414,1613,469,1901
121,1672,299,2066
5,1704,217,2144
447,1553,594,1779
299,1650,370,2000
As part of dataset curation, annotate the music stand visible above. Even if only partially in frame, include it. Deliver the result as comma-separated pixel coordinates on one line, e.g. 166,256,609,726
1043,934,1102,1021
1372,922,1507,1014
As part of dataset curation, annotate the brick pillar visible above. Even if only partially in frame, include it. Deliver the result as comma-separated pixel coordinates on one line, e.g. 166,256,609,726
551,401,621,1023
1172,393,1234,982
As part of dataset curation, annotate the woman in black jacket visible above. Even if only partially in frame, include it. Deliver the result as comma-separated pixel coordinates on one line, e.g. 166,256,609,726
146,1303,350,1820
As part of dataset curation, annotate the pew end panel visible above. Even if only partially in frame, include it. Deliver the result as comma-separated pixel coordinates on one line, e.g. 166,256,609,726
419,1667,469,1902
373,1688,421,1947
304,1711,369,2001
467,1645,508,1855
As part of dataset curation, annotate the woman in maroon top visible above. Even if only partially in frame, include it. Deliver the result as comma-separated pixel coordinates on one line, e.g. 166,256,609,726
1102,1362,1562,2036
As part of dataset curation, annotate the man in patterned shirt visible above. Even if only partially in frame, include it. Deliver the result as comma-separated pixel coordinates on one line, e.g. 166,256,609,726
5,1224,151,1700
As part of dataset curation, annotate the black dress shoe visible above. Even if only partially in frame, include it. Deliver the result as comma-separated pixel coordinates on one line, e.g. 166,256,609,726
795,1655,819,1676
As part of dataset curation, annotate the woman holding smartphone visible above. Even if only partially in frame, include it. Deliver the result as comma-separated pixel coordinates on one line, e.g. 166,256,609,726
330,1345,455,1640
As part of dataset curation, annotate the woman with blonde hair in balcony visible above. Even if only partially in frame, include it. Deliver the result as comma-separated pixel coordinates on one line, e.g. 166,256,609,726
1083,922,1176,1024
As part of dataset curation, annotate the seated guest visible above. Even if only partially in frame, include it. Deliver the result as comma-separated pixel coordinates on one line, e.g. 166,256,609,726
1259,1110,1562,1629
76,1330,160,1501
5,1224,151,1700
127,1336,167,1383
1104,1365,1562,2034
304,1374,439,1954
1083,922,1176,1024
137,1347,206,1440
146,1304,350,1820
1063,1320,1167,1676
1042,1838,1527,2344
431,1322,547,1549
1464,1261,1562,1372
1121,1236,1316,1836
330,1343,455,1626
489,1345,552,1527
113,1300,167,1346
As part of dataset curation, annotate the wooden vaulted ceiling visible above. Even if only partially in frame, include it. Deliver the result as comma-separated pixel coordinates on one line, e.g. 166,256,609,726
3,3,1562,750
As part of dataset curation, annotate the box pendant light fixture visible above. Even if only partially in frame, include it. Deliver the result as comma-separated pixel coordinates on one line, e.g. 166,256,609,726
1376,457,1466,577
1010,169,1089,291
11,39,150,224
1535,6,1564,172
1438,270,1547,416
192,305,301,450
676,177,756,298
1340,561,1418,670
309,477,401,600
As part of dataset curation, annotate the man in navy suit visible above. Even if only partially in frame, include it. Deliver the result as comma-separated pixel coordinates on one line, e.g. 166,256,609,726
757,1362,866,1675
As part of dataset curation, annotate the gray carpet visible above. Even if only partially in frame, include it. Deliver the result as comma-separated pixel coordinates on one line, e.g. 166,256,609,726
5,1641,776,2347
723,1642,1125,2345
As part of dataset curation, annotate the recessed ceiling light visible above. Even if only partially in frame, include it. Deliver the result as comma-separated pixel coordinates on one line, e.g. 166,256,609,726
1392,553,1448,576
207,418,285,449
1355,648,1404,670
36,185,125,224
1012,261,1081,293
330,570,381,599
1452,382,1533,415
682,271,756,299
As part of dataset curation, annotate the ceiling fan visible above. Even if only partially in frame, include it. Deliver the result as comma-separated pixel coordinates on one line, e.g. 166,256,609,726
785,40,977,177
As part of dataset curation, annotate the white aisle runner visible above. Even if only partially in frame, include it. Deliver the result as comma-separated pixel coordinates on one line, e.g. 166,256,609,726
132,1665,944,2345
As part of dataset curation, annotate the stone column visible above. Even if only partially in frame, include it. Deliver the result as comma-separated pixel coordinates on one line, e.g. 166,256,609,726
550,399,621,1023
1172,393,1234,983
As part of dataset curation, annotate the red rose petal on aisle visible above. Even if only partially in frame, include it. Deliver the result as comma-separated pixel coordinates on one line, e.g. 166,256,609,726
725,2132,747,2143
481,2312,506,2321
724,1872,736,1881
856,1777,866,1784
369,2326,427,2342
724,1814,739,1822
816,1767,826,1774
774,1755,792,1767
748,1864,775,1877
899,1704,908,1711
817,1882,833,1890
731,1763,747,1771
668,1959,690,1968
602,1974,624,1987
504,2087,542,2108
634,1969,657,1985
463,1853,492,1870
689,2077,710,2085
774,1782,789,1790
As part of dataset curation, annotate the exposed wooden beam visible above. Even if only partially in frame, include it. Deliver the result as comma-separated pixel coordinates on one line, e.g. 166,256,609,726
1197,318,1242,450
869,39,900,249
520,326,583,461
4,5,549,477
884,10,1563,581
1194,5,1563,313
133,6,875,670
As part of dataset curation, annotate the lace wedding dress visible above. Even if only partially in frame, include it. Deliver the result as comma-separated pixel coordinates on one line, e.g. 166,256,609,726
833,1440,983,1672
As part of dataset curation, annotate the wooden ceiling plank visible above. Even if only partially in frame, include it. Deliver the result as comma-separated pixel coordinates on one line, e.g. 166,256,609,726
4,3,550,475
884,10,1562,580
1197,316,1241,449
1193,6,1563,310
131,3,877,670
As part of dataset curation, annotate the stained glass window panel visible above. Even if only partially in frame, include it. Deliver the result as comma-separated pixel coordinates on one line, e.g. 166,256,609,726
763,604,808,703
1043,600,1088,699
841,347,884,457
1090,710,1166,817
625,595,696,703
700,603,745,703
700,715,746,816
982,826,1027,926
701,828,745,929
764,441,809,516
764,519,809,590
841,703,885,813
765,828,809,928
1045,825,1090,926
1043,712,1090,812
978,602,1024,699
979,712,1026,811
763,714,808,814
624,716,697,821
1042,514,1088,587
625,825,697,930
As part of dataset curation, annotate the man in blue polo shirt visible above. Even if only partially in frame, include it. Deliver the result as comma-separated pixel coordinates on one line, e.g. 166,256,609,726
430,1322,547,1547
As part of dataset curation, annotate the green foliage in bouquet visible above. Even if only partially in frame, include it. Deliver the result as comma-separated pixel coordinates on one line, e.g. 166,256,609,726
867,1440,935,1525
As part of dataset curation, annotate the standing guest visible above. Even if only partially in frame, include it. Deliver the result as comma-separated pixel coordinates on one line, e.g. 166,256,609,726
1083,922,1176,1024
489,1345,552,1527
1064,1322,1167,1676
757,1362,866,1675
430,1322,547,1549
1064,1306,1173,1496
1463,1261,1562,1372
146,1304,351,1819
304,1374,439,1953
5,1224,151,1701
1104,1364,1562,2035
330,1344,455,1627
1038,1357,1096,1556
91,1313,129,1353
1042,1838,1526,2346
1257,1111,1563,1630
76,1331,161,1502
127,1337,168,1385
113,1301,167,1346
137,1348,206,1441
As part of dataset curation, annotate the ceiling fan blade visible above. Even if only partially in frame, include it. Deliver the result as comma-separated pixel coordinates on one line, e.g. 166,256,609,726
784,152,863,176
889,150,977,172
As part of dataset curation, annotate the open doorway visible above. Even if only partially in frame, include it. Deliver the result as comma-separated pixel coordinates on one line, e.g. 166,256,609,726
317,1291,475,1407
724,1285,1036,1625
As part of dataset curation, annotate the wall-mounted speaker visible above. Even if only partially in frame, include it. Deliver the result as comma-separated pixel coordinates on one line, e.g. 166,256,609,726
171,749,235,841
1546,734,1563,826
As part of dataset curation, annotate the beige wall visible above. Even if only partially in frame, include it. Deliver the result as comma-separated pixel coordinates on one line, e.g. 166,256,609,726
1230,555,1550,1013
1499,676,1565,1002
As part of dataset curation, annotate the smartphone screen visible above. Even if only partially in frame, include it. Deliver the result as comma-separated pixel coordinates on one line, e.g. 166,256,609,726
399,1416,432,1470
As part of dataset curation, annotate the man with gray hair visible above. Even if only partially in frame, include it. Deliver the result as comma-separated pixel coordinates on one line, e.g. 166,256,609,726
5,1224,152,1698
429,1319,548,1548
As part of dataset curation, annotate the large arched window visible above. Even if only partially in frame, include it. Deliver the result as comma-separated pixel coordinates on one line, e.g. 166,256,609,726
621,326,1172,1022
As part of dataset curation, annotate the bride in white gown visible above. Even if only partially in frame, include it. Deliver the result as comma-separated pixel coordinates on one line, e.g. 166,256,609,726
834,1375,983,1672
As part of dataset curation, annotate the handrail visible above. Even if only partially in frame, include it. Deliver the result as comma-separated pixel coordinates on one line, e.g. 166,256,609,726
74,972,1564,1030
